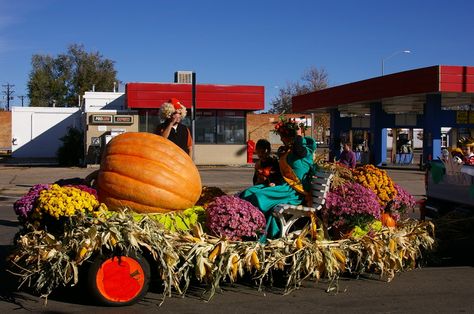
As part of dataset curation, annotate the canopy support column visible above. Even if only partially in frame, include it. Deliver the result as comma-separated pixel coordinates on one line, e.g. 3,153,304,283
329,108,342,161
370,102,388,166
423,93,442,163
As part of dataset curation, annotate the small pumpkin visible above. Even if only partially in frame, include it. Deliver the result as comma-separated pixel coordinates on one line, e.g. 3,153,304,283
381,212,396,228
97,132,202,213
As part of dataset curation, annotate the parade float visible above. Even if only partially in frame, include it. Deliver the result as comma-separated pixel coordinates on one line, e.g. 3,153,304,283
8,132,435,306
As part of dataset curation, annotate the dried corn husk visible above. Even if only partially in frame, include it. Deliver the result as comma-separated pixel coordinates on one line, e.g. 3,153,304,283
8,210,435,303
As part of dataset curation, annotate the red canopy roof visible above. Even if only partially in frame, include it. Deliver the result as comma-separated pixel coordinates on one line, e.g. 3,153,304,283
293,65,474,112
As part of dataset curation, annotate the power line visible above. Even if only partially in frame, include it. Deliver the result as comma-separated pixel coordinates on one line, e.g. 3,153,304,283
2,83,15,111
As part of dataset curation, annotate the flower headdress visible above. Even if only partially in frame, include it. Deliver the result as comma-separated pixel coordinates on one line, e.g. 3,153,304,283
159,98,187,120
272,115,308,138
458,137,474,148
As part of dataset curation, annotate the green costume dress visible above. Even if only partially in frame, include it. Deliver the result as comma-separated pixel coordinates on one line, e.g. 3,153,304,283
240,136,316,239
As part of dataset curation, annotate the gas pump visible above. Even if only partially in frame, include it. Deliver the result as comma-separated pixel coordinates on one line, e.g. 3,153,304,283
100,129,126,157
89,136,102,164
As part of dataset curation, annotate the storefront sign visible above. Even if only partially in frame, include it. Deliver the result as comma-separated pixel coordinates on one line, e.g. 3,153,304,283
90,114,134,125
114,115,134,124
91,115,113,124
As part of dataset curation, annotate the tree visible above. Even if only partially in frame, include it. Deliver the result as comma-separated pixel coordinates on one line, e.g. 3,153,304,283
57,127,84,166
268,66,329,114
28,44,118,107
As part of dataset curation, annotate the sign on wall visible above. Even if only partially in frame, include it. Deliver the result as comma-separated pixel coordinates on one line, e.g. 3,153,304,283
114,115,134,124
90,114,133,125
91,115,113,124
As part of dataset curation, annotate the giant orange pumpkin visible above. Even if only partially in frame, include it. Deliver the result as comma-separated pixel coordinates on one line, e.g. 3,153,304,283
97,132,202,213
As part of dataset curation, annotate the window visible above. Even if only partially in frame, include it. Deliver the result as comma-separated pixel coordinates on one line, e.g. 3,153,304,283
195,110,216,143
139,109,245,145
138,109,160,133
216,111,245,144
138,109,190,133
195,110,245,144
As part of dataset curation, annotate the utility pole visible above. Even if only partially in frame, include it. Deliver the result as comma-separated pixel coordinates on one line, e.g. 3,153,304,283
191,72,196,161
2,83,15,111
18,95,26,107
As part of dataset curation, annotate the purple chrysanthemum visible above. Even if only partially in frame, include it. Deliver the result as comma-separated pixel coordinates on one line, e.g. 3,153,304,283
206,195,266,241
13,184,51,221
385,184,416,221
324,182,382,227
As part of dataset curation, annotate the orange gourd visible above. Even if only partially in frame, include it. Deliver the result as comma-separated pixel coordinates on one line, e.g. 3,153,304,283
97,132,202,213
381,212,396,228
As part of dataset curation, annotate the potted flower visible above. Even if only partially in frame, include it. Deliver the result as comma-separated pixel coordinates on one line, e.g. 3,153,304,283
384,183,417,222
323,182,382,238
206,195,266,241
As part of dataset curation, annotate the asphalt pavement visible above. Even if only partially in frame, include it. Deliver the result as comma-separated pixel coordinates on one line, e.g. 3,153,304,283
0,165,473,313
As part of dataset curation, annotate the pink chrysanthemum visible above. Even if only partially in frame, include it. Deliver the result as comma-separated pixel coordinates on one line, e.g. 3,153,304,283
206,195,266,241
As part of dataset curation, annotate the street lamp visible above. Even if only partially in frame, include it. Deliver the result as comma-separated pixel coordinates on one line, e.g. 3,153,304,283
381,50,411,76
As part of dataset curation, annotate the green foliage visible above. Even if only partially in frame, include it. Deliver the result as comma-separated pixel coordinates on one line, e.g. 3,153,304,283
28,44,118,107
351,220,382,239
268,66,329,114
57,127,84,166
132,207,206,232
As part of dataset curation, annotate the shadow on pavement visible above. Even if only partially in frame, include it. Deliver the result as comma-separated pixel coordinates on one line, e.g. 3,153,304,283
0,220,19,228
425,209,474,267
426,239,474,267
0,244,30,310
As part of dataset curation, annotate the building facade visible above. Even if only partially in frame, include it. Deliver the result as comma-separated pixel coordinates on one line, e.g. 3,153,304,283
0,111,11,154
82,91,139,164
125,81,264,165
11,107,81,159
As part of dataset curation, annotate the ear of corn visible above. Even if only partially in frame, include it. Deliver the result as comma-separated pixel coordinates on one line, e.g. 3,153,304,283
228,254,240,282
389,239,396,254
250,251,261,270
208,244,221,263
295,236,304,250
208,241,226,263
310,212,318,240
331,248,346,271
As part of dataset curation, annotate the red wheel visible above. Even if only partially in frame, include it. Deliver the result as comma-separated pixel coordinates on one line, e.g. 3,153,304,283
87,253,150,306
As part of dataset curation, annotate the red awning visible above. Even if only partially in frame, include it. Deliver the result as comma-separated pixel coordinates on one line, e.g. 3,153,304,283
126,83,264,111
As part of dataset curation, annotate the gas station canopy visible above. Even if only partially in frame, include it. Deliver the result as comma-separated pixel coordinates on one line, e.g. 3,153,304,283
293,65,474,116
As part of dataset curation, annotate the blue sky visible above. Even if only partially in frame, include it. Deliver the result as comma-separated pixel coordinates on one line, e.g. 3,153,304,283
1,0,473,111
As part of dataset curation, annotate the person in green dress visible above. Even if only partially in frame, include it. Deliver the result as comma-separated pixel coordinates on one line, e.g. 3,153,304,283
240,116,316,239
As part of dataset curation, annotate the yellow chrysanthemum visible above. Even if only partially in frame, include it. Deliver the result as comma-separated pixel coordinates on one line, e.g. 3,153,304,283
35,185,102,220
352,165,398,206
